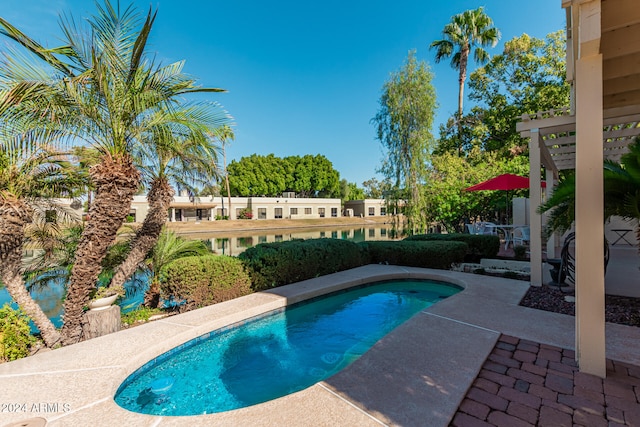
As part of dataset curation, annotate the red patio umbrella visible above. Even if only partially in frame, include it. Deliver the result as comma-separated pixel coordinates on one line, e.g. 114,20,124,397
464,173,546,191
464,174,546,223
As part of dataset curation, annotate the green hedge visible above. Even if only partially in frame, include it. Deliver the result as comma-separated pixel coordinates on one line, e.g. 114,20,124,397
404,233,500,260
159,255,252,311
239,238,365,291
359,240,467,269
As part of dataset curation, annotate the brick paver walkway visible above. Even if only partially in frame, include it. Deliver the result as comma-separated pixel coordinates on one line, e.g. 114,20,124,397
451,334,640,426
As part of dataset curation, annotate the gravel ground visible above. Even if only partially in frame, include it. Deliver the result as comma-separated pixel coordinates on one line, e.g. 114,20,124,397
520,285,640,327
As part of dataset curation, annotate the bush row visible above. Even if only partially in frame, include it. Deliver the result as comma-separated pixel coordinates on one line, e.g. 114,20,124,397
404,233,500,261
360,240,467,269
238,238,365,291
158,237,473,310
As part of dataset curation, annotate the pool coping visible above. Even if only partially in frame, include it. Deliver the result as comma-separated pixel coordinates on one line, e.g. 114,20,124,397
1,264,639,426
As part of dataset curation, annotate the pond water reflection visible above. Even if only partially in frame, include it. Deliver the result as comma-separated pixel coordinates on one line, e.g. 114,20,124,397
189,225,403,256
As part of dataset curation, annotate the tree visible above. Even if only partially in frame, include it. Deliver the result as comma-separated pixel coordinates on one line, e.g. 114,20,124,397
339,179,365,201
372,51,436,234
0,1,228,344
0,140,79,347
425,149,529,232
108,106,229,291
142,229,210,308
228,154,341,197
362,177,391,199
430,7,500,152
540,139,640,254
464,31,569,155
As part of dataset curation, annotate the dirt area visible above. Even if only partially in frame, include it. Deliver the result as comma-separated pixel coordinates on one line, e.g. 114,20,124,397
165,216,390,235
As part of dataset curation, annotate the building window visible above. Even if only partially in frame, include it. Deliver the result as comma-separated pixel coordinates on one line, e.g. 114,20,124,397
331,208,338,217
236,208,244,218
175,209,183,221
274,207,283,219
318,208,325,218
196,209,203,220
369,229,375,237
380,207,386,216
305,207,312,215
381,228,387,236
258,208,267,219
290,208,298,215
275,234,283,242
368,207,375,216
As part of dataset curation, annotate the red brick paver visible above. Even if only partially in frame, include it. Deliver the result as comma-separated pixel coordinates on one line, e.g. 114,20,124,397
450,334,640,426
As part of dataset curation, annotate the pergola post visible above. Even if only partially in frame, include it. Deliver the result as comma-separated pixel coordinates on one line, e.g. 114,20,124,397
574,0,606,378
528,129,543,286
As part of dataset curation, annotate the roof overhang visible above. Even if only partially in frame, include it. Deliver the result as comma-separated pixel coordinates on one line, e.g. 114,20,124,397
517,0,640,173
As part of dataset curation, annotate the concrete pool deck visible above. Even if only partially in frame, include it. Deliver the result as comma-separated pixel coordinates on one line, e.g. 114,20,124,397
1,264,639,427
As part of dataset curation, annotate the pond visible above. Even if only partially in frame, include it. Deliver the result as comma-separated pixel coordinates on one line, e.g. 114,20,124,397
0,226,402,330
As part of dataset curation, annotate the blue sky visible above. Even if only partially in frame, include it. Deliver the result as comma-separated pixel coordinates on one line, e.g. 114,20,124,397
2,1,565,185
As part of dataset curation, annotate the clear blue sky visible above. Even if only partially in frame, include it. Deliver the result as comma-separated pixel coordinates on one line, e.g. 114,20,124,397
2,0,565,185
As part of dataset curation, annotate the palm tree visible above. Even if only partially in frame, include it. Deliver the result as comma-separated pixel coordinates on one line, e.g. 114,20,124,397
0,140,80,348
602,141,640,252
430,7,500,152
540,139,640,254
0,1,228,344
108,105,229,290
218,125,235,217
142,229,210,308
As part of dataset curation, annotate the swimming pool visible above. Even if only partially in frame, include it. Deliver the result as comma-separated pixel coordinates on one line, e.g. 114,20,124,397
115,279,460,415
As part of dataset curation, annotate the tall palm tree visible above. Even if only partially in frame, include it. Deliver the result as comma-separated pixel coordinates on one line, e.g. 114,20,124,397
430,7,500,152
108,105,230,290
218,125,235,217
0,1,228,344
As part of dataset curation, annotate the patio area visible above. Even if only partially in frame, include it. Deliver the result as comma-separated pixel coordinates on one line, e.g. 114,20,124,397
1,249,639,426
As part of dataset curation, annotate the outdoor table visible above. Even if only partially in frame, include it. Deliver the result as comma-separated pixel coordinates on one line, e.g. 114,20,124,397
491,225,527,250
611,228,633,245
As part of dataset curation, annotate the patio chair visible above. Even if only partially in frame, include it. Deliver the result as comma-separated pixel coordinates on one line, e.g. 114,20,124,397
512,226,530,246
480,222,497,235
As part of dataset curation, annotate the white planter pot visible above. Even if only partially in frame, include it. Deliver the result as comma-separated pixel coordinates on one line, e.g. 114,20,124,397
88,294,118,311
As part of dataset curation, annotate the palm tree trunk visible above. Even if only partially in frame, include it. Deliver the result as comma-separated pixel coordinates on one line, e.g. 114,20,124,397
0,197,61,348
224,146,232,219
61,155,140,345
457,47,469,156
109,178,174,289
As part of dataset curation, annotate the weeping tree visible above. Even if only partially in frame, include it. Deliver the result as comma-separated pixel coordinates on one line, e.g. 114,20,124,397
372,50,437,235
0,1,229,344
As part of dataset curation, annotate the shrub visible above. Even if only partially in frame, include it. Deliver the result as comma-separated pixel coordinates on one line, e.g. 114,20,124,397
159,255,252,311
121,307,164,326
239,238,365,291
0,304,36,362
237,208,253,219
514,245,528,260
405,233,500,261
359,240,467,269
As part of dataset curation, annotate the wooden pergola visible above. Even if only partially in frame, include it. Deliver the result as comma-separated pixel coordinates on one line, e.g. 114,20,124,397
516,0,640,377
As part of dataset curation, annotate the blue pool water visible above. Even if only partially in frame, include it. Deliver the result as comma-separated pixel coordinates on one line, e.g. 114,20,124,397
115,279,460,416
